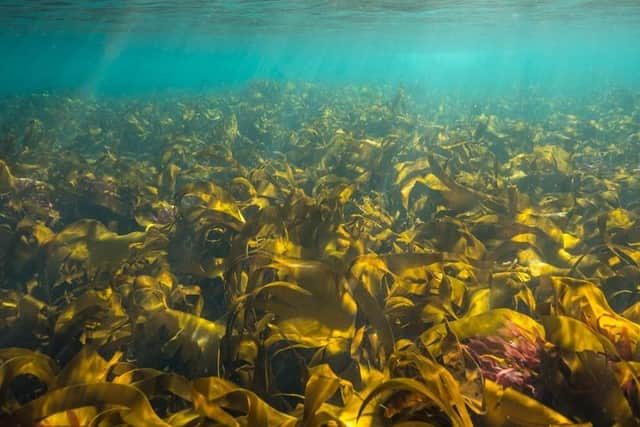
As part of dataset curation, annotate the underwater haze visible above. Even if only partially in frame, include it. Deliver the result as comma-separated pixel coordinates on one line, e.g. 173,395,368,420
1,1,640,94
3,2,640,427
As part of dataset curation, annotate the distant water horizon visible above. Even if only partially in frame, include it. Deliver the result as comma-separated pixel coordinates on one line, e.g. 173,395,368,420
1,1,639,95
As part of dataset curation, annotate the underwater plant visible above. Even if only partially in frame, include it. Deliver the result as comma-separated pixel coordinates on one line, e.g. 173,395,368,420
0,84,639,426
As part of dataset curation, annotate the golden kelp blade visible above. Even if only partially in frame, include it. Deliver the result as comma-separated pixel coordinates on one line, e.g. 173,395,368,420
357,350,474,427
1,85,639,426
192,376,296,426
421,309,544,358
479,380,578,427
1,383,169,427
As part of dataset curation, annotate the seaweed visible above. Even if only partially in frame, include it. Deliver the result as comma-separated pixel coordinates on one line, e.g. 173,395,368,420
0,83,639,425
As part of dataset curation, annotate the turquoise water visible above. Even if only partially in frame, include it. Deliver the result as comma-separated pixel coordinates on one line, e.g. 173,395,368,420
1,1,639,95
3,3,640,426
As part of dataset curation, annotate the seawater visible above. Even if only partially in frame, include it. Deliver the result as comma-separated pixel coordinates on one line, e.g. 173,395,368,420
1,2,640,426
1,1,639,96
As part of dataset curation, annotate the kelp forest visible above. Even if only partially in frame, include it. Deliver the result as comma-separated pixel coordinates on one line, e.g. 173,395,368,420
1,82,640,426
